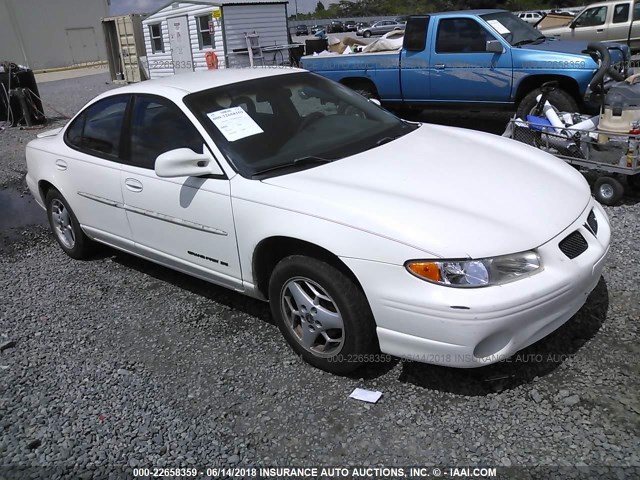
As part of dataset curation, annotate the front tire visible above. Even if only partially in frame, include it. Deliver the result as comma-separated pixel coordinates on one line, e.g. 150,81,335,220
363,30,371,38
516,87,578,120
268,255,377,374
45,189,93,259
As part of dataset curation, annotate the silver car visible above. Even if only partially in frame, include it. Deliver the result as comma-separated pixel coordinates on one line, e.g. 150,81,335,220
357,20,405,38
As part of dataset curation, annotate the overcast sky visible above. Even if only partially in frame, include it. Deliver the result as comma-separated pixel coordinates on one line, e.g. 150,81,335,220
109,0,334,15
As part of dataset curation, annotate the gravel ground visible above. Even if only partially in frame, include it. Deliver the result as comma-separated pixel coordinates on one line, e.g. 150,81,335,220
1,72,639,479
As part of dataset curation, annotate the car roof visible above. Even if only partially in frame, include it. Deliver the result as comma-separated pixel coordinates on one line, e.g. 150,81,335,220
427,9,507,17
100,67,304,98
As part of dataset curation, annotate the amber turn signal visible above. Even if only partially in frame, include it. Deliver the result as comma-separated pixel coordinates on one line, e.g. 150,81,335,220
406,261,442,282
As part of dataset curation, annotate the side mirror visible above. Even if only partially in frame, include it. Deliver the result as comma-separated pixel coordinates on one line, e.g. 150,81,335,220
569,20,577,29
155,146,224,178
369,98,382,106
486,40,505,54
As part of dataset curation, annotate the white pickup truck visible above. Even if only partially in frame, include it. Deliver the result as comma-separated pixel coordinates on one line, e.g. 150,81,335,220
542,0,640,50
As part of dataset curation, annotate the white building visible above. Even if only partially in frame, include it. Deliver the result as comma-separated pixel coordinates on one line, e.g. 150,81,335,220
0,0,109,70
142,0,290,78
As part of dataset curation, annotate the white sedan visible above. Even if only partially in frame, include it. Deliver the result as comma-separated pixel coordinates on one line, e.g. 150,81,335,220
25,68,610,374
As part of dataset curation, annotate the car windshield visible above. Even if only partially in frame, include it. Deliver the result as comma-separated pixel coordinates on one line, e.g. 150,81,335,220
184,72,416,178
481,11,545,46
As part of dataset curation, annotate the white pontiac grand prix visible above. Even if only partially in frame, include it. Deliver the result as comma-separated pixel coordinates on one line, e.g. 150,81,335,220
26,68,610,374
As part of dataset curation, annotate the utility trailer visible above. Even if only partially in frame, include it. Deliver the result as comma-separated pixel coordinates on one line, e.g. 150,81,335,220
506,117,640,206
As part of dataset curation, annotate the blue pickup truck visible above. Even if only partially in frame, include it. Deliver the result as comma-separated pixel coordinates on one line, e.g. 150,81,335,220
300,10,628,117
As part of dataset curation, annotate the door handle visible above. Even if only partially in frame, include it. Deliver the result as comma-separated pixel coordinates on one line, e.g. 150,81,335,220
124,178,143,193
55,159,67,171
434,63,446,70
596,29,604,32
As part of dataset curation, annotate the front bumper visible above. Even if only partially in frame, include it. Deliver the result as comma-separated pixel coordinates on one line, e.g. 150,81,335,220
342,199,611,368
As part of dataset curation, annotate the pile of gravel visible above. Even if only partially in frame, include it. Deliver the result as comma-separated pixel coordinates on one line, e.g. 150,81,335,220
0,72,638,479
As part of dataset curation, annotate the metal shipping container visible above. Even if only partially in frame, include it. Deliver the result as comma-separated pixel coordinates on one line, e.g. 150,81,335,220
102,14,146,83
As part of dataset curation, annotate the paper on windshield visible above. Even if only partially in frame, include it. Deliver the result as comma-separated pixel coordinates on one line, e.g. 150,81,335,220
486,20,510,35
206,106,263,142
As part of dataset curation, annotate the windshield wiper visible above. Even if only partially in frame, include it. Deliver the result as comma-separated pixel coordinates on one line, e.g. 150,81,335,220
251,156,333,178
376,135,404,146
513,36,546,47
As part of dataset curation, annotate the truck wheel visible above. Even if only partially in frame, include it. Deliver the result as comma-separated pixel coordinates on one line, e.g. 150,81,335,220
353,86,378,101
363,30,371,38
593,176,624,206
268,255,378,375
516,87,578,120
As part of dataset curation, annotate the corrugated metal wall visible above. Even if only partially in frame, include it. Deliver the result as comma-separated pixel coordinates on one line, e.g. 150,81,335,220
223,3,289,68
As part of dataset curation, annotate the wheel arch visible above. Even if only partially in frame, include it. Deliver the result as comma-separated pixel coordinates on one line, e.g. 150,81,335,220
515,75,582,106
339,77,380,98
38,180,57,204
252,236,364,300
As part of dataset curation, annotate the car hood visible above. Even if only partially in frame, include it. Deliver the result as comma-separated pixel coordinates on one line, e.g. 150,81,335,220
521,38,628,67
260,124,591,259
521,39,592,55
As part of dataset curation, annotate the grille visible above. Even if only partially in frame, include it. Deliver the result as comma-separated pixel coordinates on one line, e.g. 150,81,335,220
586,209,598,236
559,231,589,259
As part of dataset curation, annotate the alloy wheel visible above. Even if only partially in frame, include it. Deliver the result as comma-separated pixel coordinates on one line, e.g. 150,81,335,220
280,277,345,357
50,198,75,249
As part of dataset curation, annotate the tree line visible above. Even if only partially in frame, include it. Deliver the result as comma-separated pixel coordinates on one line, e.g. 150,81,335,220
293,0,586,20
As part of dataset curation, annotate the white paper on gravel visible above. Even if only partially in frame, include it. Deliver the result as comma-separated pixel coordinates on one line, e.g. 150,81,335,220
486,20,510,35
349,388,383,403
207,107,263,142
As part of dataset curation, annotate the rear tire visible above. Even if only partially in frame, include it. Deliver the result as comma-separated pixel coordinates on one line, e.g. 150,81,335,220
516,87,578,120
351,84,379,101
45,189,93,259
268,255,378,374
593,176,624,206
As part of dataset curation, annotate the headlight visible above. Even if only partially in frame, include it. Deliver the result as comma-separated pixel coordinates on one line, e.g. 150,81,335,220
405,251,541,288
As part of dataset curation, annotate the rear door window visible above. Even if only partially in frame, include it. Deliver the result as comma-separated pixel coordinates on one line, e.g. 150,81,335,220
613,3,630,23
65,95,130,160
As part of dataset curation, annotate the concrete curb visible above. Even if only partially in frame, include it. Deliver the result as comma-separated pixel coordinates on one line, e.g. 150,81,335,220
33,61,108,74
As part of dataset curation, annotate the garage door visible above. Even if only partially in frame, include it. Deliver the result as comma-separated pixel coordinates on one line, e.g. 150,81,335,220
66,27,100,64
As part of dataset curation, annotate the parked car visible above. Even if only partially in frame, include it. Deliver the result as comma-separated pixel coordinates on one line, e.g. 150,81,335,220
328,20,344,33
357,20,405,37
303,10,629,118
355,21,370,30
550,9,576,16
310,24,325,35
518,11,544,24
295,24,309,36
542,1,640,49
26,68,610,374
395,16,409,24
344,20,357,32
